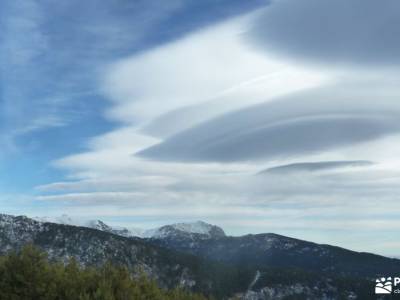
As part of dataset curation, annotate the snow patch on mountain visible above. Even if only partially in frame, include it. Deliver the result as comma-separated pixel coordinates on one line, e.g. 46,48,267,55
85,220,145,238
148,221,226,239
168,221,222,235
33,215,224,239
34,214,75,225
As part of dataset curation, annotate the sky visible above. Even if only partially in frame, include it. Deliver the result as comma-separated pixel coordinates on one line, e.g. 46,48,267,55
1,0,400,256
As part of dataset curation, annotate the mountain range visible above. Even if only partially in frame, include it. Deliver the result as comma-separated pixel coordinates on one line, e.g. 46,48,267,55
34,215,224,239
1,213,398,299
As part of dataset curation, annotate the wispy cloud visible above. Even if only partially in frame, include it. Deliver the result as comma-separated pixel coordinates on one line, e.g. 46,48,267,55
101,11,326,127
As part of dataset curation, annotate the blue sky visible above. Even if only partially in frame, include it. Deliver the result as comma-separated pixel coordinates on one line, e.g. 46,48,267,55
0,0,267,192
2,0,400,256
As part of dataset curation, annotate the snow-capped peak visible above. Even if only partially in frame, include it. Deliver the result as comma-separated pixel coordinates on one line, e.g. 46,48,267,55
171,221,218,234
34,214,75,225
32,215,225,239
33,215,143,238
85,220,112,232
84,220,144,238
148,221,225,239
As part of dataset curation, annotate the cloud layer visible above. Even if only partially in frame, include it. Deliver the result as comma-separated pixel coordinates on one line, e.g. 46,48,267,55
259,160,374,174
250,0,400,67
139,86,400,162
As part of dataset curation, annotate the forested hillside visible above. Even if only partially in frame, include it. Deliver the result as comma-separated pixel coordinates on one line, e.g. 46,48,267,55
0,245,208,300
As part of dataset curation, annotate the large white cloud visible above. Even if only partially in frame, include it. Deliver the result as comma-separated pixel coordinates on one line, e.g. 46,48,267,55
100,11,326,127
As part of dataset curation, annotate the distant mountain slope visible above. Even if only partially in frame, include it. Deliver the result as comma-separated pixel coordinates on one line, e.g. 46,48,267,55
0,214,253,298
0,214,393,299
149,231,400,279
48,216,398,280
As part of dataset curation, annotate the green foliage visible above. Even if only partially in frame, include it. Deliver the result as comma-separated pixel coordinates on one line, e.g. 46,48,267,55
0,245,208,300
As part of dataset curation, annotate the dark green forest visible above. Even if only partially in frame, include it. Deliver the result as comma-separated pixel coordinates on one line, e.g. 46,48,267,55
0,245,208,300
